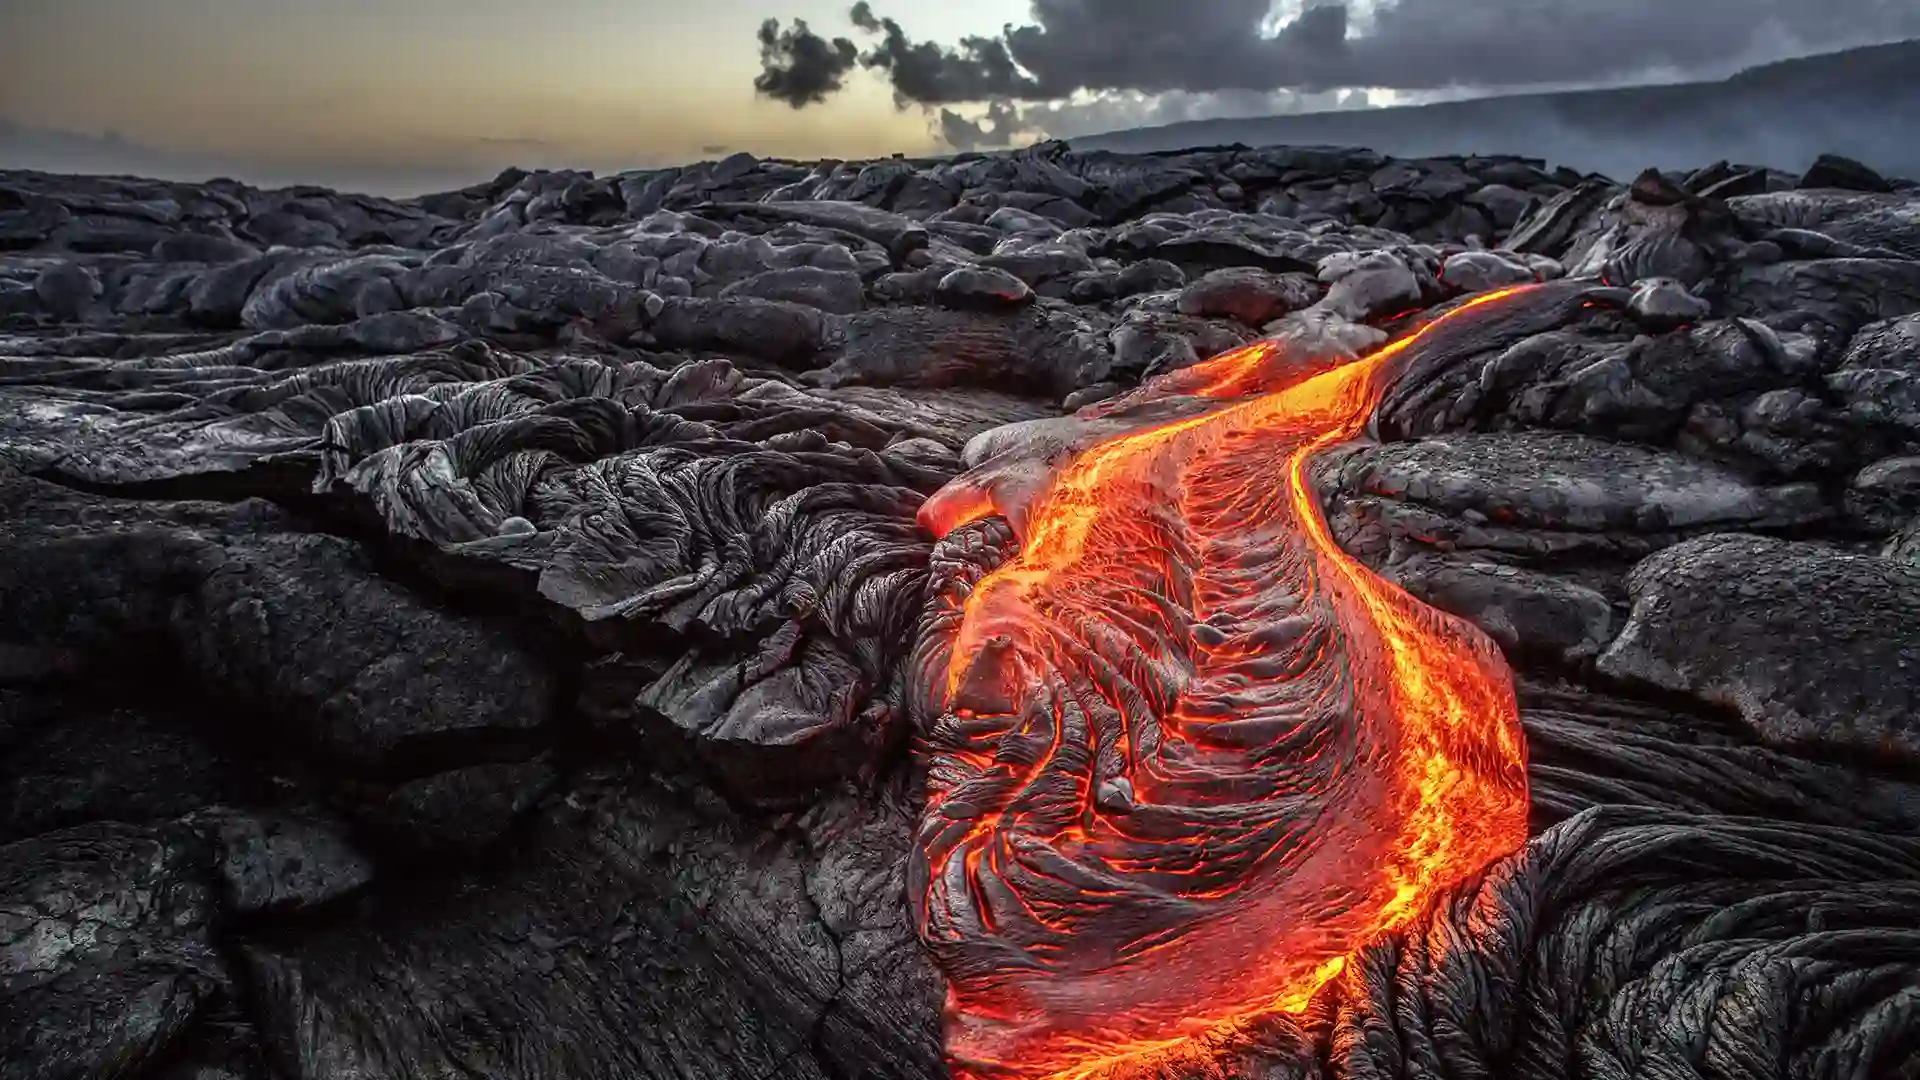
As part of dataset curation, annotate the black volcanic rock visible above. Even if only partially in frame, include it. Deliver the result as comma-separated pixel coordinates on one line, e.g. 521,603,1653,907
1,822,223,1080
934,265,1033,309
1601,533,1920,760
2,138,1919,1080
1176,266,1322,325
1801,152,1894,193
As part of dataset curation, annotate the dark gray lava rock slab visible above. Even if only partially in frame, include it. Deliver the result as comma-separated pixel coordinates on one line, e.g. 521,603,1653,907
1600,533,1920,760
1175,266,1321,326
0,473,555,772
1328,431,1828,537
192,808,374,914
239,772,942,1080
0,822,223,1080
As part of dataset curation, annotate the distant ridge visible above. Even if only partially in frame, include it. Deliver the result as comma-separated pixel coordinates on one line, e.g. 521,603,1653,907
1072,39,1920,180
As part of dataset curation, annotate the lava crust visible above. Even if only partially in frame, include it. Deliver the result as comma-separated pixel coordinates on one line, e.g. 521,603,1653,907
914,290,1538,1079
7,142,1920,1080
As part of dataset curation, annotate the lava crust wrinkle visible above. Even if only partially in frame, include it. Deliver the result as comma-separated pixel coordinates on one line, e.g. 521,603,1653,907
912,289,1539,1079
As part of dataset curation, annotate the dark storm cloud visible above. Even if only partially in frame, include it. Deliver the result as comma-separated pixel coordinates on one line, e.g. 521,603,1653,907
938,101,1021,152
757,0,1920,106
1001,0,1352,97
752,18,859,108
848,1,1040,104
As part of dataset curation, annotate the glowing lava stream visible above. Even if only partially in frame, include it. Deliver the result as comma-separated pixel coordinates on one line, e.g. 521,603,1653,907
913,287,1535,1080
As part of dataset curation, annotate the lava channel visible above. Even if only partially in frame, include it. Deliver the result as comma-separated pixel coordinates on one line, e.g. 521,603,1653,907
912,287,1535,1080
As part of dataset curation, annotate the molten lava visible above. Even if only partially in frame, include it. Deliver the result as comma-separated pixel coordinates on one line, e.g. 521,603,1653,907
913,288,1535,1080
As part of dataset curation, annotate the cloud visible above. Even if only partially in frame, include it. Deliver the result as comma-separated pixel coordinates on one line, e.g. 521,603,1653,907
752,18,859,108
760,1,1920,110
938,101,1022,152
1006,87,1373,144
850,1,1040,105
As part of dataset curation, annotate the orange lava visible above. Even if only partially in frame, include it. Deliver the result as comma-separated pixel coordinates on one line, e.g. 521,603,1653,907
914,288,1535,1080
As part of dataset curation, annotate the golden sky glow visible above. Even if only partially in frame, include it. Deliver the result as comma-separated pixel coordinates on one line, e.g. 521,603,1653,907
0,0,1030,186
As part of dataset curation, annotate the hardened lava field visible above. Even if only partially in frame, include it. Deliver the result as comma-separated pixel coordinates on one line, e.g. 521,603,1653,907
913,290,1536,1080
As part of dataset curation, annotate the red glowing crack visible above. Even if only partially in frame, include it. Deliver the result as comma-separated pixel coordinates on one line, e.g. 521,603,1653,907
913,288,1535,1080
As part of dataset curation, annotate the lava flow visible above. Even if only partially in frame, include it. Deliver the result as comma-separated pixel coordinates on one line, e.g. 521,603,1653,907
912,287,1535,1080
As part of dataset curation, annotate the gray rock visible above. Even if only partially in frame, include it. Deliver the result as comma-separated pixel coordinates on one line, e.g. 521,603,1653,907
982,206,1064,235
0,704,251,843
718,266,866,314
196,809,374,913
1626,276,1712,330
933,265,1033,310
1316,250,1423,321
1464,183,1537,232
1800,153,1892,193
152,233,259,264
1440,250,1538,293
1850,455,1920,532
1328,432,1828,536
1600,534,1920,761
0,822,220,1080
647,295,834,366
1176,267,1321,325
344,308,464,352
1113,258,1187,297
978,243,1095,285
809,303,1111,398
1391,553,1616,663
32,262,102,320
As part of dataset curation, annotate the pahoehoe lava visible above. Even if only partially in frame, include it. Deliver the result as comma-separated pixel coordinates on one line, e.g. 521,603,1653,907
6,140,1920,1080
914,289,1535,1079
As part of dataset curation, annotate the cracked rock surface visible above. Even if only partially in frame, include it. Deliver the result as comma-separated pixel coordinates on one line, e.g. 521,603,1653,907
4,141,1920,1080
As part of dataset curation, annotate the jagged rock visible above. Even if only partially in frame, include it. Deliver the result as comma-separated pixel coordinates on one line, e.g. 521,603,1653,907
1601,534,1920,760
1801,153,1893,193
0,479,556,771
1464,183,1537,231
238,774,943,1080
1504,179,1617,255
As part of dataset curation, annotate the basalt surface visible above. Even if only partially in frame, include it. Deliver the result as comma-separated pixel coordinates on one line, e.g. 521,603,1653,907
2,143,1919,1080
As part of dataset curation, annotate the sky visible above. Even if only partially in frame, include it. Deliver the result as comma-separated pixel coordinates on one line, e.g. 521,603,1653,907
0,0,1028,190
4,0,1919,194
